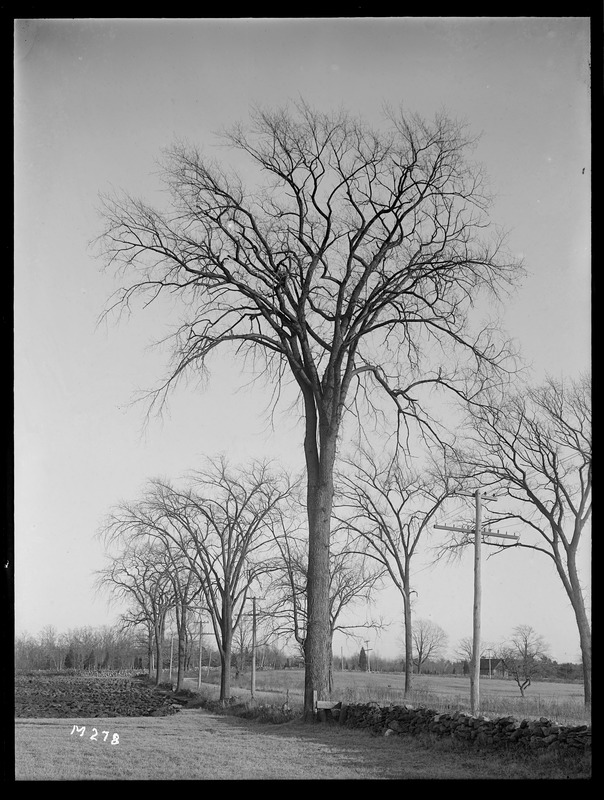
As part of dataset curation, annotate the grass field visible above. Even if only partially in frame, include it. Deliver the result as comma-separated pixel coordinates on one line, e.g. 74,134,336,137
192,669,589,727
14,708,591,781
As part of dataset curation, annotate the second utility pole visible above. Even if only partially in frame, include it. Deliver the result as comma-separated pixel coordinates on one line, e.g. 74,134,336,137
471,488,485,717
435,489,518,715
251,597,257,702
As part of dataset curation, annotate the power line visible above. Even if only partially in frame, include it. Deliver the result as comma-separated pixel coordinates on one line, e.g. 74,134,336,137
435,498,474,526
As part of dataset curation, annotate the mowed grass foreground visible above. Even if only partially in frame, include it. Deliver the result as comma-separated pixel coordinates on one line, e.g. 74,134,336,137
14,708,590,781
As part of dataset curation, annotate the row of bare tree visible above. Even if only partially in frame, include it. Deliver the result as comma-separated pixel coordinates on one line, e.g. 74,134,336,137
15,618,573,705
96,368,590,705
96,456,387,699
95,100,590,714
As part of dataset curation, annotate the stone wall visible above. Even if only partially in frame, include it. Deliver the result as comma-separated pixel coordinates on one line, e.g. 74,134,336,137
329,702,591,753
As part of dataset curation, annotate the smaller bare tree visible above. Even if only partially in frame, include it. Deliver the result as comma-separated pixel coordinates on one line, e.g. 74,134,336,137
455,375,591,705
95,541,175,684
498,625,549,697
149,457,292,702
336,446,459,694
412,619,448,674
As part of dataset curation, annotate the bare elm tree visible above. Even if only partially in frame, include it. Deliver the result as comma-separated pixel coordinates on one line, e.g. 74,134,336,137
96,100,521,717
456,376,591,705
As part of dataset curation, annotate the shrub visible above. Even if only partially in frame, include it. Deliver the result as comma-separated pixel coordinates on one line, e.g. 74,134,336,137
237,703,297,724
191,693,298,724
175,688,197,698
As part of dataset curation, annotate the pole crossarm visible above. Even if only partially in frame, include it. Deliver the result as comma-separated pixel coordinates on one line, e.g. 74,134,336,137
433,524,520,540
454,492,500,501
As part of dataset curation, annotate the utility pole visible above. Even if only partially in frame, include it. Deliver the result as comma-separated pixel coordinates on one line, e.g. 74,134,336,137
251,597,257,702
169,631,174,685
364,640,373,673
471,488,483,716
435,491,519,715
486,648,493,679
197,615,203,691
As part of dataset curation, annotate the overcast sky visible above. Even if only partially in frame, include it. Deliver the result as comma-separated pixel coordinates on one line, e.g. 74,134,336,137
14,17,590,662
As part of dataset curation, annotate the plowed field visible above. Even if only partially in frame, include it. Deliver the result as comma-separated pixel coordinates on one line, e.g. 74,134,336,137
14,674,185,718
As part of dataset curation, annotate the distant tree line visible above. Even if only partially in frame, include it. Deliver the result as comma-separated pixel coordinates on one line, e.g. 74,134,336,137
338,651,582,683
14,625,146,673
14,623,295,675
15,620,583,690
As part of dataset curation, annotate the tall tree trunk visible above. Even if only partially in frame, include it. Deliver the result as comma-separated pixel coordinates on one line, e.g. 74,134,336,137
219,596,233,702
403,574,413,697
176,610,186,692
568,573,591,706
147,627,153,679
556,547,591,706
576,615,591,707
303,415,337,721
219,633,232,703
173,601,189,692
570,558,591,707
154,621,163,686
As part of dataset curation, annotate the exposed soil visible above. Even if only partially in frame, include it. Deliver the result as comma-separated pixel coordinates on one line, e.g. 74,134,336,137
14,673,188,718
